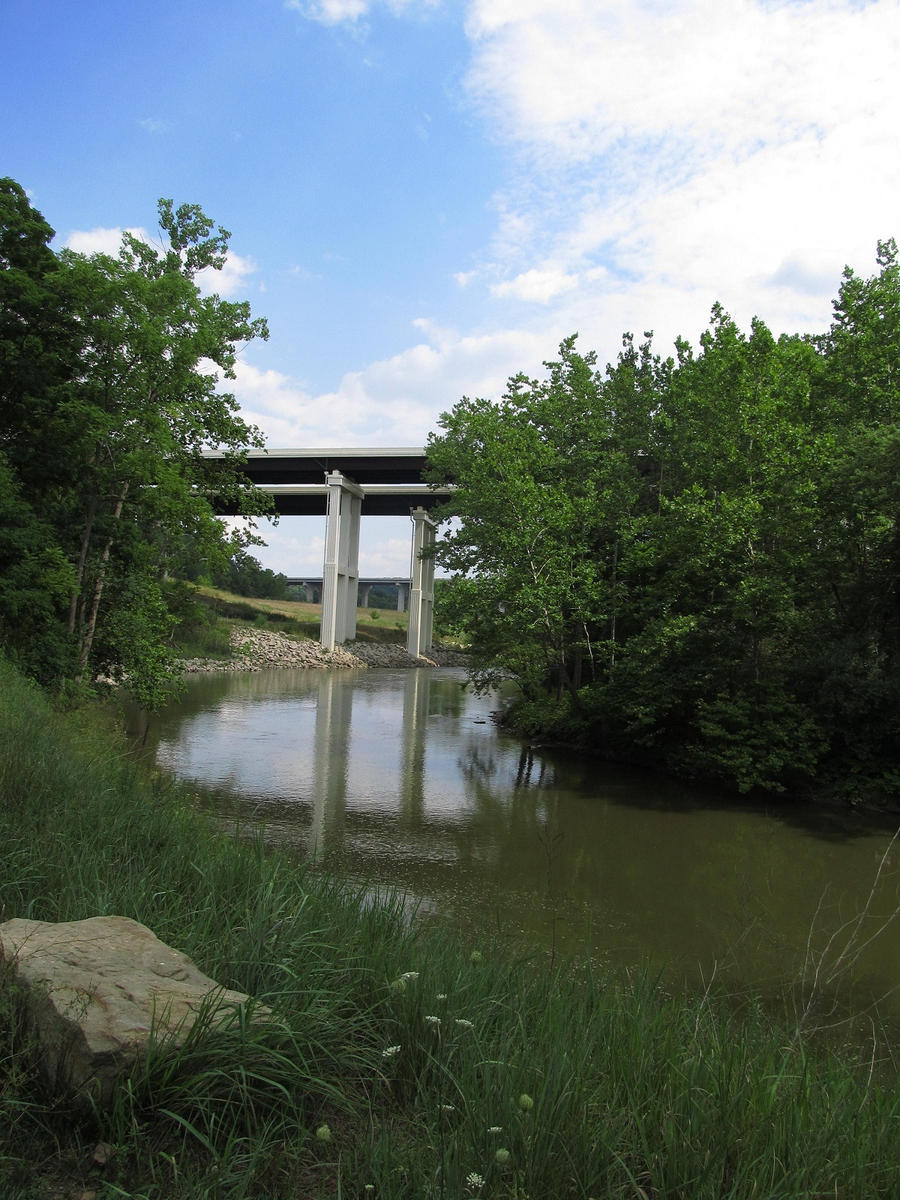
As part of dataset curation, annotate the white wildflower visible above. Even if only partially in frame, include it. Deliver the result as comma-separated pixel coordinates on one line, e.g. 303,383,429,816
424,1014,441,1026
466,1171,485,1189
400,971,419,982
454,1018,474,1029
487,1125,503,1134
381,1045,401,1059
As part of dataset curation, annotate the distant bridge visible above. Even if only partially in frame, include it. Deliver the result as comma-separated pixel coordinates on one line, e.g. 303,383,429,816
203,447,450,656
286,577,411,611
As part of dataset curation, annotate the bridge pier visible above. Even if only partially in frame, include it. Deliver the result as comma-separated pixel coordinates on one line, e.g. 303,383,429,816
407,507,436,657
316,470,436,657
321,471,364,651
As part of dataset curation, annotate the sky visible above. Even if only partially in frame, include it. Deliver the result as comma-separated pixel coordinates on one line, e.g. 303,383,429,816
4,0,899,576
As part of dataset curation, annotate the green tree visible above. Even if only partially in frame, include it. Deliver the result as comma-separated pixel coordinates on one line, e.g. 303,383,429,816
426,250,899,805
0,180,270,702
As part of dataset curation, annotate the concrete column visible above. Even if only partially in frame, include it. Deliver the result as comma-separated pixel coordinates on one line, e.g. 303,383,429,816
396,582,409,612
310,673,353,857
407,506,436,657
400,668,429,820
358,583,371,608
321,471,364,650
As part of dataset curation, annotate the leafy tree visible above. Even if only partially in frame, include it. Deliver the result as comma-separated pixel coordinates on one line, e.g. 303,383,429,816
427,247,899,805
0,180,270,702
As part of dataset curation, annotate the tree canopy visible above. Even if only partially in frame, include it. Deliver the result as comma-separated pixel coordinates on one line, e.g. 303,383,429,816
0,178,270,705
426,244,900,805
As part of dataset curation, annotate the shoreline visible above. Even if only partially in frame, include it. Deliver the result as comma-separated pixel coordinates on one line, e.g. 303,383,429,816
178,624,470,674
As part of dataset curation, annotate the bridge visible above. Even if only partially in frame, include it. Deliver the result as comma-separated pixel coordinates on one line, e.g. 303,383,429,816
203,447,450,657
286,577,411,610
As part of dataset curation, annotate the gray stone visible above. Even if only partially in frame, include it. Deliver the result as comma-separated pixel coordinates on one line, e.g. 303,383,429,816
0,915,262,1106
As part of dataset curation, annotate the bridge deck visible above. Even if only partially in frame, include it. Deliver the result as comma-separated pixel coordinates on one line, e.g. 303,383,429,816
203,447,446,515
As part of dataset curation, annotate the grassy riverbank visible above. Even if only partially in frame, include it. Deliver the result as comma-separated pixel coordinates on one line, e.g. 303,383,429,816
183,585,411,654
1,657,897,1199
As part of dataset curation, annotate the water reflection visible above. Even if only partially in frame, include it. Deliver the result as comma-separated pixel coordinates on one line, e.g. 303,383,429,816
133,667,900,1022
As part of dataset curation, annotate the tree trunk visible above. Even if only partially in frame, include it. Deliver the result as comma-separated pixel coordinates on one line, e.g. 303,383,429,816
75,481,129,680
68,493,98,634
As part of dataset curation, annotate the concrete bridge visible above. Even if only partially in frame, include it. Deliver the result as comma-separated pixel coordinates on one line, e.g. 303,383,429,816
203,447,449,657
286,577,411,611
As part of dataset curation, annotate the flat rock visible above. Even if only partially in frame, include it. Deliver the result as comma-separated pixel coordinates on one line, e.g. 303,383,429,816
0,915,261,1106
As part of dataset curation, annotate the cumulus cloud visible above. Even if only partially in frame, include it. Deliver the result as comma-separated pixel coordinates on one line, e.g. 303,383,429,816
196,251,259,298
459,0,900,349
491,266,578,303
285,0,438,24
63,226,151,255
232,318,552,449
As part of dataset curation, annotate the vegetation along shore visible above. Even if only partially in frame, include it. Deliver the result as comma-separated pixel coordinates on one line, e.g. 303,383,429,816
2,656,899,1200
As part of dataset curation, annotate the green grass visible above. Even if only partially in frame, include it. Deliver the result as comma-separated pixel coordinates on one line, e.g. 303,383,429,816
189,584,410,647
1,655,897,1199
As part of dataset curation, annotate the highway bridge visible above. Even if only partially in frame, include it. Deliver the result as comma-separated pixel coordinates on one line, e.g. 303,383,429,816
203,447,448,655
286,577,411,610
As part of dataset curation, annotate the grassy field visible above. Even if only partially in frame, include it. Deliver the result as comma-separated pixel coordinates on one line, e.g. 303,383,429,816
1,655,898,1199
190,584,409,647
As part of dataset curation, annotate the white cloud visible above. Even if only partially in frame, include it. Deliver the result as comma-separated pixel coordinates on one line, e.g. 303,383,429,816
197,251,259,298
138,117,168,134
285,0,439,24
464,0,900,164
63,225,150,255
232,318,552,449
455,0,900,353
491,266,578,303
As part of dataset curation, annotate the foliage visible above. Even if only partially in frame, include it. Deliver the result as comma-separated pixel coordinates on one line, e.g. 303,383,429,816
0,177,270,704
426,247,900,803
185,544,291,599
1,654,897,1199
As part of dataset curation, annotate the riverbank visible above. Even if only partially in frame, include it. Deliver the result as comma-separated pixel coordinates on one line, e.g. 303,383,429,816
1,654,897,1200
178,624,470,673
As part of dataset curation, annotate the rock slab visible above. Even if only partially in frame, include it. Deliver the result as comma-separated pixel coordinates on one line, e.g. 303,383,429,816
0,915,258,1105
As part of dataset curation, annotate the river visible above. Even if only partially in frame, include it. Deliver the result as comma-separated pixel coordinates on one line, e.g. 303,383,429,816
131,665,900,1029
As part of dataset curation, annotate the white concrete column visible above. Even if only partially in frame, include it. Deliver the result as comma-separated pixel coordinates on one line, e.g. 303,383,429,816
321,471,364,650
396,582,409,612
407,506,436,657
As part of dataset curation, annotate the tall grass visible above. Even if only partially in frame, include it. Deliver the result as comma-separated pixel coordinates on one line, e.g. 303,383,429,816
1,656,897,1199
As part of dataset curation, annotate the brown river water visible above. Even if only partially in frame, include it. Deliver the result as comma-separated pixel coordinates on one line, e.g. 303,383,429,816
131,666,900,1032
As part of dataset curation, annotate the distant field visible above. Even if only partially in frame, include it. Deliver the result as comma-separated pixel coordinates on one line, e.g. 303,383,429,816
193,584,409,644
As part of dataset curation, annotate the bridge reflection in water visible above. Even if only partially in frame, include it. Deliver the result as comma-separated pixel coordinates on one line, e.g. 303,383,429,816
141,672,900,1027
139,666,900,1027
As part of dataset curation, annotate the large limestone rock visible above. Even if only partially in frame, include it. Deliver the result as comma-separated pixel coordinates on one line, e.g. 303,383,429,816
0,915,263,1106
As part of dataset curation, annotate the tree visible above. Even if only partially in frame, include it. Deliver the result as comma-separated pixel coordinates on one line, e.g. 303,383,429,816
0,180,270,703
426,250,900,805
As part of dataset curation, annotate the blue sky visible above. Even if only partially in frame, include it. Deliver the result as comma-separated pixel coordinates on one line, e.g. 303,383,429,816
4,0,899,575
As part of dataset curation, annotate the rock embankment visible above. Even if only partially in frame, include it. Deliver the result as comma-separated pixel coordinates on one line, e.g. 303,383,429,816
179,626,468,674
